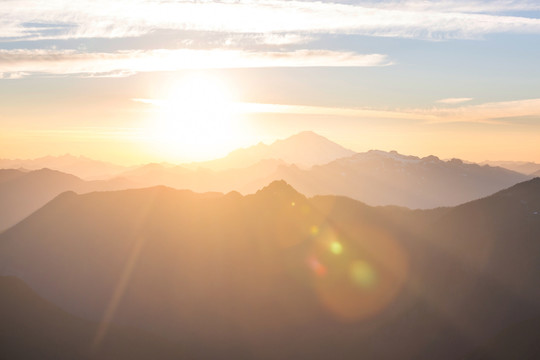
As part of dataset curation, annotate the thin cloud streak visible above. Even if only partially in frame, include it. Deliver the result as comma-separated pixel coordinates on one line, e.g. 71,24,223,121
240,99,540,124
0,49,391,77
133,97,540,124
436,98,474,104
2,0,540,42
427,98,540,124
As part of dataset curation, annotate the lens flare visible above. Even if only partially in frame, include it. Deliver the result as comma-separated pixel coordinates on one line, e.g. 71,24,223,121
330,241,343,255
350,260,376,288
308,255,327,277
306,223,409,322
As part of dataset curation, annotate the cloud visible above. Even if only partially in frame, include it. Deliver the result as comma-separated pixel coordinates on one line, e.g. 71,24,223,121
0,49,391,76
427,98,540,123
134,97,540,125
2,0,540,43
436,97,473,104
133,99,436,121
230,102,437,121
358,0,540,14
238,99,540,124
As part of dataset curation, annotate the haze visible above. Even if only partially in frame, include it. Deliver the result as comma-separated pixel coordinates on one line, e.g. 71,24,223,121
2,0,540,164
1,1,540,360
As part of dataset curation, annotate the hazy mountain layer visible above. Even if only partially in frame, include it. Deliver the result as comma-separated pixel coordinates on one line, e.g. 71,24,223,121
480,160,540,175
2,133,531,212
0,154,130,180
121,158,285,193
1,179,539,359
185,131,355,170
0,169,136,232
245,150,531,208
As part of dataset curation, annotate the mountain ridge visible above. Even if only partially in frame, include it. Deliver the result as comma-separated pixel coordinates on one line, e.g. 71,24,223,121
185,130,356,170
1,178,539,359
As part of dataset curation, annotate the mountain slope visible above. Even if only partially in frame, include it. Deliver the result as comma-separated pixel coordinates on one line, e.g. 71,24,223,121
0,276,184,360
189,131,355,170
1,179,539,359
480,160,540,175
464,316,540,360
0,169,136,232
120,158,285,192
245,150,531,208
0,154,130,180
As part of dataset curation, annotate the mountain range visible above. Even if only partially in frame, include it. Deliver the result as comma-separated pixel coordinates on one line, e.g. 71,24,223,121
0,154,130,180
185,131,356,170
0,168,135,232
1,178,539,359
244,150,531,208
117,132,531,208
480,160,540,176
0,132,533,233
0,276,183,360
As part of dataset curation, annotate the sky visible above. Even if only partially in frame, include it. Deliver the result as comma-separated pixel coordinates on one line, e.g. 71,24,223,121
1,0,539,164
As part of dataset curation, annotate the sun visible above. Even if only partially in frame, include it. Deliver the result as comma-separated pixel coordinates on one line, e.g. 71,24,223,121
147,74,245,162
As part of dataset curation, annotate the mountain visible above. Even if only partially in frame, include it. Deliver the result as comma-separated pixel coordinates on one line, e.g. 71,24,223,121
480,160,540,176
245,150,531,208
0,168,29,184
0,154,130,180
121,148,529,209
531,169,540,177
0,168,136,232
120,158,285,193
187,131,356,170
0,276,183,360
1,179,539,359
464,316,540,360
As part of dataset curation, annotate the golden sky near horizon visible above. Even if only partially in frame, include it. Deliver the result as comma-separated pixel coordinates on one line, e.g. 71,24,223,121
1,1,539,164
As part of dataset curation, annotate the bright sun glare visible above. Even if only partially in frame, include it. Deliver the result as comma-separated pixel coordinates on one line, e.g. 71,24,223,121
148,74,245,162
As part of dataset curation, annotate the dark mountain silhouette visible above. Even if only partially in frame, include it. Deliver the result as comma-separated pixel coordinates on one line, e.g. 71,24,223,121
1,178,539,359
0,276,185,360
0,154,130,180
186,131,355,170
244,150,531,208
463,316,540,360
0,168,136,232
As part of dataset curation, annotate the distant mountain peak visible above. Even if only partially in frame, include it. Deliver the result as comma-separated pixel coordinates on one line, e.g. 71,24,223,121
274,131,340,146
283,130,323,139
360,150,421,164
255,180,303,200
191,131,355,170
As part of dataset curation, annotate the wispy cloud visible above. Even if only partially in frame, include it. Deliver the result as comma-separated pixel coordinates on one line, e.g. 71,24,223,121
436,97,474,104
427,98,540,123
134,97,540,125
133,99,436,121
360,1,540,14
2,0,540,42
0,49,391,77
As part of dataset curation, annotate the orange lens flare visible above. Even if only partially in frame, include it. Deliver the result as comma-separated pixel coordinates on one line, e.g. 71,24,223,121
306,223,409,322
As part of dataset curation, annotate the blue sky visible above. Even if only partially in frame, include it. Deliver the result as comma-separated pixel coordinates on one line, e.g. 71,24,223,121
1,0,539,163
